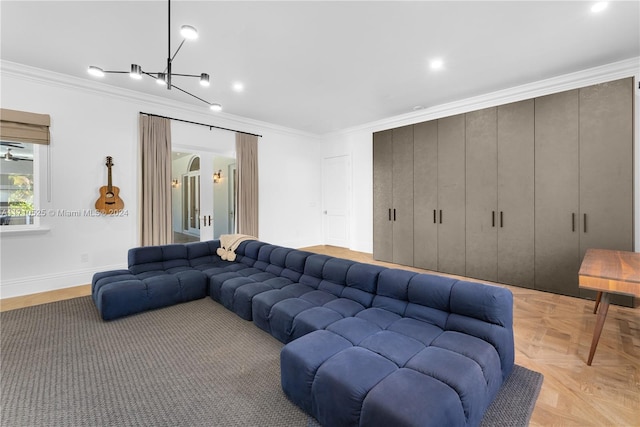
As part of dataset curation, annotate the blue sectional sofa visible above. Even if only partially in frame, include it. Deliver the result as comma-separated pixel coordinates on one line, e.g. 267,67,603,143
92,239,514,427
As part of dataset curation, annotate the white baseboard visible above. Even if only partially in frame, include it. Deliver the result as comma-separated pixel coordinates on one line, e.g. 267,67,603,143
0,264,126,299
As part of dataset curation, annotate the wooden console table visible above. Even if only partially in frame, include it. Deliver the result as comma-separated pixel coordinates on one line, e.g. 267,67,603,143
578,249,640,365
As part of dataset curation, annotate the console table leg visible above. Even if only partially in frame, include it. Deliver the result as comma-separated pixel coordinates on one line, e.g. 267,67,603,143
587,292,610,366
593,291,602,314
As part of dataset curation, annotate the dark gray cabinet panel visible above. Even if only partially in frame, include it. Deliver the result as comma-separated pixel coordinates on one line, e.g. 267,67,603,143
413,121,438,270
437,114,466,276
579,78,634,304
465,107,498,281
372,126,414,266
535,89,581,296
497,100,535,288
392,125,414,266
373,77,633,306
373,130,393,262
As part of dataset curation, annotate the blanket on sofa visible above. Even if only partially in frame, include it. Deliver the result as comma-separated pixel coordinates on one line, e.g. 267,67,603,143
217,234,257,261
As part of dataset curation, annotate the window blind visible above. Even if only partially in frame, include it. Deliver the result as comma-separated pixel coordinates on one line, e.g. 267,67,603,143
0,108,51,145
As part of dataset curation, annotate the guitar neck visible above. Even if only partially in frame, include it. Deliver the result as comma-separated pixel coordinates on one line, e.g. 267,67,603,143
107,164,113,192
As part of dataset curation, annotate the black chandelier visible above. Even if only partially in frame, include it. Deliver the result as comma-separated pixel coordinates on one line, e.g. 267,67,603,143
87,0,221,111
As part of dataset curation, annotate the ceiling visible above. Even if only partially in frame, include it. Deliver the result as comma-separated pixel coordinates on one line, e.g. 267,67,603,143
1,1,639,135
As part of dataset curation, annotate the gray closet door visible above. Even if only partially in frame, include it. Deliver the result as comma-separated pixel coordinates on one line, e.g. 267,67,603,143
392,125,414,266
373,130,393,262
465,107,498,281
579,77,634,304
497,100,535,288
414,120,438,271
437,114,466,276
534,89,580,296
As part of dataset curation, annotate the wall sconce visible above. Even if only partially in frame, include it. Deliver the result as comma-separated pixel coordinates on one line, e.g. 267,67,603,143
213,170,222,183
172,179,180,188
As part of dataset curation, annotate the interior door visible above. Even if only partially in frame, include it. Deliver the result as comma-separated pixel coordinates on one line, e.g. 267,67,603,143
185,171,201,235
212,157,236,239
323,155,351,248
172,150,232,243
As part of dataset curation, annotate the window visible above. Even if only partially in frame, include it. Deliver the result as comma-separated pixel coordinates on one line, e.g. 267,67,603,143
0,108,50,227
0,142,35,225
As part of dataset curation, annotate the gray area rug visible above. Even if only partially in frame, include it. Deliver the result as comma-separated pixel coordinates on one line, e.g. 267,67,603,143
1,297,542,426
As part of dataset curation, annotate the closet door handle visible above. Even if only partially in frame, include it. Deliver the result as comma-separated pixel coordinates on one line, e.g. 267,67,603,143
583,213,587,233
388,208,392,221
500,211,503,228
439,210,443,224
572,213,575,232
393,209,396,221
433,209,437,224
492,211,495,227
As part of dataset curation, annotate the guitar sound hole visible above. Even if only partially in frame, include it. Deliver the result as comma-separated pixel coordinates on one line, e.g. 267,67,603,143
106,192,114,198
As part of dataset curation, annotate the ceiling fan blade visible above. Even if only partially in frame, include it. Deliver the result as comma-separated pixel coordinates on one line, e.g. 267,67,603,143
0,141,24,149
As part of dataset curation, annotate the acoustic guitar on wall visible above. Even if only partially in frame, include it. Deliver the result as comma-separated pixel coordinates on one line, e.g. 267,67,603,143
95,156,125,214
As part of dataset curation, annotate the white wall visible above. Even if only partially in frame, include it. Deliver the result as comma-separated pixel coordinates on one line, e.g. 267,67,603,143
0,62,322,298
322,58,640,254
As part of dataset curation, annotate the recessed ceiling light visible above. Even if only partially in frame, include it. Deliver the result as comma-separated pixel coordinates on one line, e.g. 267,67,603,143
210,103,222,112
232,82,244,92
430,58,444,71
413,106,424,111
591,2,608,13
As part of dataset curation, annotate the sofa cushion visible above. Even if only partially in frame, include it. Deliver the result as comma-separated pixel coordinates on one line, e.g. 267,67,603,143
128,244,190,274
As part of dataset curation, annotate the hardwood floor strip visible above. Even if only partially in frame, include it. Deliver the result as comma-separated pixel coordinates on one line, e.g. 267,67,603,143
0,284,91,312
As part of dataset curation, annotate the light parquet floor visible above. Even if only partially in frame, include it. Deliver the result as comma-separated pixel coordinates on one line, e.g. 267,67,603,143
2,246,638,426
302,245,640,427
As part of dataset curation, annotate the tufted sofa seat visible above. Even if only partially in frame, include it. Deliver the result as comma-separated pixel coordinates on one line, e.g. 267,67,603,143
280,269,514,427
91,238,514,427
92,244,209,321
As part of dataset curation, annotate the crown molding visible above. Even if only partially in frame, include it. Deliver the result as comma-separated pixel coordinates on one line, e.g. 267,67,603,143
0,60,322,141
325,56,640,138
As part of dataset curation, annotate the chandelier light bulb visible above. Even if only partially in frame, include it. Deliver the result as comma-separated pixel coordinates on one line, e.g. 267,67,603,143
180,25,198,40
88,66,105,77
210,103,222,112
157,73,168,85
130,64,143,79
200,73,210,87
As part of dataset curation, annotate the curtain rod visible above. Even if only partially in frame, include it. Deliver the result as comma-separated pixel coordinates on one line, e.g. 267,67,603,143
139,112,263,138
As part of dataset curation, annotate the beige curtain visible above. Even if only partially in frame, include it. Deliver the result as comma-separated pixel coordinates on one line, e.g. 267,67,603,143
235,133,259,237
139,114,172,246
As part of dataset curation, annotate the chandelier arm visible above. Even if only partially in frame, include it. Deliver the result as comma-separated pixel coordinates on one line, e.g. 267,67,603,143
143,72,159,79
170,83,214,106
170,39,187,64
170,73,202,78
102,70,131,74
